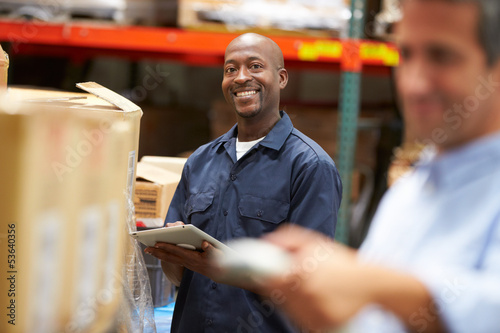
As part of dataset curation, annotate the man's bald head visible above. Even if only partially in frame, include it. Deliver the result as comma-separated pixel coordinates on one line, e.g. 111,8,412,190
225,33,285,69
221,32,289,129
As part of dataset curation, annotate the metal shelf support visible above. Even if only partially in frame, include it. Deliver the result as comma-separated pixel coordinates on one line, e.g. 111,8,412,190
335,0,368,244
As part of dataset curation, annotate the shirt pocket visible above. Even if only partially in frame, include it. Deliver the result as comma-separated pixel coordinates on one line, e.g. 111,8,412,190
184,192,215,228
238,195,289,235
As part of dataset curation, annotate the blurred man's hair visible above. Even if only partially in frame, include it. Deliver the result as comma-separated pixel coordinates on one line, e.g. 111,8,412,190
401,0,500,66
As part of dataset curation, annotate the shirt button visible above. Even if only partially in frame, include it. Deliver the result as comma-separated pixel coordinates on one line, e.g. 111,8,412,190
257,210,263,217
211,282,217,289
230,174,237,181
223,210,228,216
207,318,213,326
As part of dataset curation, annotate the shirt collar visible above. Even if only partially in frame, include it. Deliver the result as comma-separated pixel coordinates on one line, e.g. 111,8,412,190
416,131,500,189
211,110,293,152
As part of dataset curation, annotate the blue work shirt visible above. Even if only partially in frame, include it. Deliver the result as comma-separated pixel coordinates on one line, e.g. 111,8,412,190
347,132,500,333
165,111,342,332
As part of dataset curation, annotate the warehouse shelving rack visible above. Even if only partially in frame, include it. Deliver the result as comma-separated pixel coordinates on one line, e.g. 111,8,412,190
0,19,397,68
0,13,396,244
336,0,370,244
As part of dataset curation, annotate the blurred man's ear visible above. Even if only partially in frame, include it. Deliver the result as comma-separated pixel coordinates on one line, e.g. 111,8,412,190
279,68,288,89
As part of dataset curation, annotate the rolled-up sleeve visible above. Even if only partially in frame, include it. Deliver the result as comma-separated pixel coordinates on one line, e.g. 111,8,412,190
412,218,500,333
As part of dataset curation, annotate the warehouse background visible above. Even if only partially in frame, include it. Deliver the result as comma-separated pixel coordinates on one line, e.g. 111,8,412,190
0,0,403,246
0,0,408,331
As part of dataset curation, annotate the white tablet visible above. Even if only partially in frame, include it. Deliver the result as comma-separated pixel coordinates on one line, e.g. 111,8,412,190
130,224,232,252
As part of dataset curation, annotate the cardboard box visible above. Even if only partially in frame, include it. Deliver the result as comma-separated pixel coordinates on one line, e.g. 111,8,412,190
0,83,142,333
0,44,8,89
134,161,184,227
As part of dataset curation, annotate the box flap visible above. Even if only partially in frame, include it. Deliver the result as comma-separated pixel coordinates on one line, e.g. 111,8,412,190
136,162,181,185
77,81,141,113
7,86,117,108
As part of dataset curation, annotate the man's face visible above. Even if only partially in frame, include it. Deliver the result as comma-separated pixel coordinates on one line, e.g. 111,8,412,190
222,36,287,120
396,0,500,150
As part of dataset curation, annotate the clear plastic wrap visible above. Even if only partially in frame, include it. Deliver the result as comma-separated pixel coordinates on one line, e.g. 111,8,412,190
115,194,157,332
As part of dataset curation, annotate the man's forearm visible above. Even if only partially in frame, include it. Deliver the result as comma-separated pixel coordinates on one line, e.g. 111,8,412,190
367,265,447,333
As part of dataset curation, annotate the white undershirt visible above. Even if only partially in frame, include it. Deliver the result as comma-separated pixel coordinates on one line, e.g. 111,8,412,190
236,137,265,160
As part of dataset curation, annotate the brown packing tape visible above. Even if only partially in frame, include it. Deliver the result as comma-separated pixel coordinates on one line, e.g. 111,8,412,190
0,44,8,88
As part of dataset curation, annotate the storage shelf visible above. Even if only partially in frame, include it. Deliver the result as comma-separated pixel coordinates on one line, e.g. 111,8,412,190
0,19,398,71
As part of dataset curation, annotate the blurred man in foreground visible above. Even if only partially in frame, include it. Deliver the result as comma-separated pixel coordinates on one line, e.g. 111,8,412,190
261,0,500,332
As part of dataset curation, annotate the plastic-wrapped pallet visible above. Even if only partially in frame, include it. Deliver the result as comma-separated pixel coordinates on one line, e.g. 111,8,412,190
179,0,351,36
0,0,177,26
0,83,156,333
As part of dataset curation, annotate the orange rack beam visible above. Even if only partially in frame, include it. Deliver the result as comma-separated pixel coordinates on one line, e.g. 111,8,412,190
0,19,399,70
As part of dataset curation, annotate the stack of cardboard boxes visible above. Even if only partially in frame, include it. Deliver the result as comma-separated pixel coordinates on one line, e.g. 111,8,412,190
134,156,187,307
134,156,187,228
0,81,143,332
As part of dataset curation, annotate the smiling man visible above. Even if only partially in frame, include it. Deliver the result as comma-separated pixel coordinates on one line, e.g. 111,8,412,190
145,33,342,332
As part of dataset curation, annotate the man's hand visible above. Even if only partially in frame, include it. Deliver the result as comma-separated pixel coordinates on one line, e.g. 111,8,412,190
146,237,225,281
256,225,370,330
258,225,443,332
143,222,185,286
145,222,261,292
144,222,229,287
